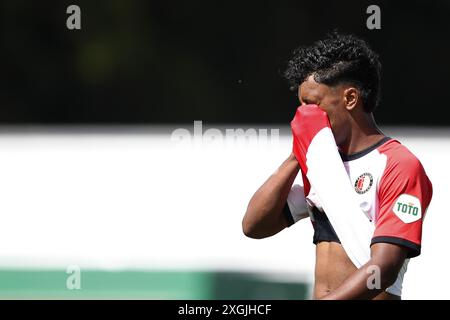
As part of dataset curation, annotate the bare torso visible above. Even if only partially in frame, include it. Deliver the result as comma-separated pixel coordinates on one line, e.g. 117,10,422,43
314,242,400,300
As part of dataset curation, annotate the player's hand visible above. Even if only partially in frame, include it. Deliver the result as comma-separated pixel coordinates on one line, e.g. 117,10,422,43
290,104,331,164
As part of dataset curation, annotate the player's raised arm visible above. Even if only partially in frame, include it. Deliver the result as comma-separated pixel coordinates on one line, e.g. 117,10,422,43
242,152,308,239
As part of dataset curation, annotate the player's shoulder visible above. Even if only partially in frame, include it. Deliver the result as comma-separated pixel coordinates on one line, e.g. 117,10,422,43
377,138,426,176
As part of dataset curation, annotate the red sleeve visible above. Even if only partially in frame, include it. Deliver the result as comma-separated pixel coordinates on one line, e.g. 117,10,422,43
372,148,433,258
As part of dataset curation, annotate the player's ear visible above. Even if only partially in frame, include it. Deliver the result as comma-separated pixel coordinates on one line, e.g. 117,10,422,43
343,87,359,111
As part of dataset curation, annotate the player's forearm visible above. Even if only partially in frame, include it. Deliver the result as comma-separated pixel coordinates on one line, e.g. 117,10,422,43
242,153,300,238
319,260,391,300
320,244,407,300
322,256,404,300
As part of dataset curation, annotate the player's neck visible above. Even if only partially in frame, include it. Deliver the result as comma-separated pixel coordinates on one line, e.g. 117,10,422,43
339,114,385,156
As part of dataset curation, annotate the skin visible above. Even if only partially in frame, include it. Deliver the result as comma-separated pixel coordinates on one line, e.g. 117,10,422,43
242,75,409,300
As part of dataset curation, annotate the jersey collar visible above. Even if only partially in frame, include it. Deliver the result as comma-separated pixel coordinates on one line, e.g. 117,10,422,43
340,136,391,161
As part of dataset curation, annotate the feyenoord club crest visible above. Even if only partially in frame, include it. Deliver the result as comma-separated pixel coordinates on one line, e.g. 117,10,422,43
354,173,373,194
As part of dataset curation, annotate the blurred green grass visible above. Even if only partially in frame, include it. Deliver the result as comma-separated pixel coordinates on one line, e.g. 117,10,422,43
0,270,309,300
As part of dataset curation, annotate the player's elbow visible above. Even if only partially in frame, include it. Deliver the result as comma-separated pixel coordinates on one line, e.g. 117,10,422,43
242,207,267,239
242,200,286,239
242,214,262,239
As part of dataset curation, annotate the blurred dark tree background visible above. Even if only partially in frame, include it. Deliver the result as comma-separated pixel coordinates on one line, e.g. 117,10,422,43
1,0,449,125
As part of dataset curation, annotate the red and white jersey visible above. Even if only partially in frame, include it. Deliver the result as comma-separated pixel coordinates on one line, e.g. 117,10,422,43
285,137,433,296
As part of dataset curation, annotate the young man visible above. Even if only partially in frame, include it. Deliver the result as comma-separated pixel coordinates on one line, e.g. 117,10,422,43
242,33,432,300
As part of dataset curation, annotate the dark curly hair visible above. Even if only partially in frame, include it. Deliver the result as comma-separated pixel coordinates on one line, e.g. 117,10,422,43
284,32,381,113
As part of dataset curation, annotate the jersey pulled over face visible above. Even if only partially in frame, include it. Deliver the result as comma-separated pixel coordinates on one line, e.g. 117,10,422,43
284,137,433,296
